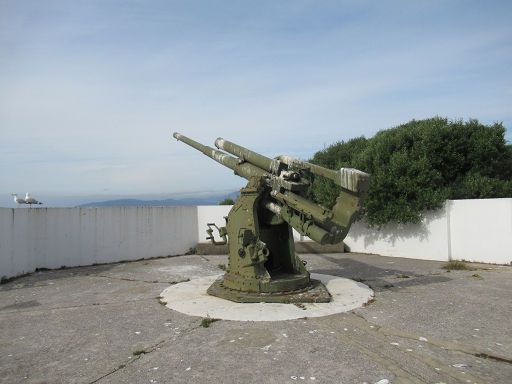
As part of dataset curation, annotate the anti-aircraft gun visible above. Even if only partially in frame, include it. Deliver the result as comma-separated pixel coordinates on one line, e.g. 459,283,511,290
173,132,370,303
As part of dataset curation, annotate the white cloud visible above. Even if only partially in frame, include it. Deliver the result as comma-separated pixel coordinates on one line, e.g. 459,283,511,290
1,0,511,198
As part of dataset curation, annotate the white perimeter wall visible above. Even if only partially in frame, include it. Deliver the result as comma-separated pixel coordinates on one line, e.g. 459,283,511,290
345,209,449,261
448,199,512,264
1,199,511,279
345,198,512,264
0,207,197,279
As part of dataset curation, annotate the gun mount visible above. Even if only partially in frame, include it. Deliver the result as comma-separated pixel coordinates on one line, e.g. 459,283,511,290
173,132,370,303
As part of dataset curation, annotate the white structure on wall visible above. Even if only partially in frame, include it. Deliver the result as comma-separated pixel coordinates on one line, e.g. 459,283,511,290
345,210,449,261
1,199,511,279
446,199,512,264
0,206,197,279
344,198,512,264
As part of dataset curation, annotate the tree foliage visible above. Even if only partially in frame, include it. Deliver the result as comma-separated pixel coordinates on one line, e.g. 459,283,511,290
218,198,235,205
309,117,512,226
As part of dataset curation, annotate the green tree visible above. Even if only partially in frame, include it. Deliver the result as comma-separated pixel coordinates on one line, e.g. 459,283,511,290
309,117,512,226
218,198,235,205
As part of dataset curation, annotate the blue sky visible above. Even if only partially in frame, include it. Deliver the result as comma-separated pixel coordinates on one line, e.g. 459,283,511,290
1,0,511,204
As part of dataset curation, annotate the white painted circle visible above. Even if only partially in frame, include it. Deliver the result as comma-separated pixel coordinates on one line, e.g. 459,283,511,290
160,273,374,321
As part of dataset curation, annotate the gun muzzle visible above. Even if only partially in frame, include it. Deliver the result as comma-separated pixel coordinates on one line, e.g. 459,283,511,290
173,132,268,180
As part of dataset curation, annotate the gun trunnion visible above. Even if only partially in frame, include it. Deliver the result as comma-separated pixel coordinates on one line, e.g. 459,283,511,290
173,132,369,303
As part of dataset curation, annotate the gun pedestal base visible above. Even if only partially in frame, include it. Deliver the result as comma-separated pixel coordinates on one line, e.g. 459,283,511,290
210,177,331,303
172,132,370,305
207,277,331,303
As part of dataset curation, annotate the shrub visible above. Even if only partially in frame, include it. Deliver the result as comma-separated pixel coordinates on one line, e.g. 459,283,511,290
219,198,235,205
309,117,512,226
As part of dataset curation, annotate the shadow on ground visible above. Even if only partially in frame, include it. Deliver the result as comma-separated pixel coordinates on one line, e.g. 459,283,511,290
311,253,451,291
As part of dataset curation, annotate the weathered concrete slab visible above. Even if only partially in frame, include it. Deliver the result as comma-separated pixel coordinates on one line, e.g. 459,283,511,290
0,253,511,384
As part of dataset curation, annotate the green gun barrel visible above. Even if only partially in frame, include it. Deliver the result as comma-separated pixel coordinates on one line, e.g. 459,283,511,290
215,137,280,174
277,155,370,194
173,132,268,180
213,137,369,194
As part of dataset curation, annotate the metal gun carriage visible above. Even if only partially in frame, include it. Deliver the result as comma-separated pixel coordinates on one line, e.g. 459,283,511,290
173,132,370,303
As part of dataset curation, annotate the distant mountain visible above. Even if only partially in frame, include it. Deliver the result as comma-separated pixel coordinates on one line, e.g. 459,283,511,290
78,191,239,207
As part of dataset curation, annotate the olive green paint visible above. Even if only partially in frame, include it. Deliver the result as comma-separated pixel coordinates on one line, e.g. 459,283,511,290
172,132,369,303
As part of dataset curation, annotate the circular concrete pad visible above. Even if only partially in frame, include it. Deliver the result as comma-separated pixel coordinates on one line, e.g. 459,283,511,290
160,273,374,321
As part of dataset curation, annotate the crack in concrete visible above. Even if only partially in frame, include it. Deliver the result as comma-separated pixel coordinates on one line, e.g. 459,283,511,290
94,274,189,285
88,338,168,384
0,283,50,292
351,312,512,365
337,333,426,384
0,274,189,293
474,352,512,364
317,313,484,384
88,323,204,384
0,298,149,315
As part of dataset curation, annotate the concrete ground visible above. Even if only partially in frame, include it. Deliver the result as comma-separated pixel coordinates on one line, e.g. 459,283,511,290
0,253,511,384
